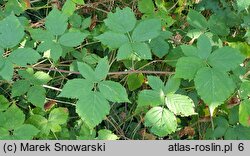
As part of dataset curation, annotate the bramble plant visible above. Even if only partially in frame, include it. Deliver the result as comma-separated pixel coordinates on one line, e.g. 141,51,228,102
0,0,249,140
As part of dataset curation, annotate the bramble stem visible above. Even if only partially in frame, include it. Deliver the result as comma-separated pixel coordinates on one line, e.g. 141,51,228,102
24,66,174,75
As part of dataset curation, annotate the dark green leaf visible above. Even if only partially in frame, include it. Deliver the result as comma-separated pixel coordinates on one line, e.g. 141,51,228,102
187,9,208,30
138,0,155,14
117,42,152,60
77,62,96,81
0,95,9,111
45,9,68,35
104,7,136,33
96,31,129,49
194,67,236,107
27,85,46,108
208,47,245,72
150,37,169,58
95,57,110,81
197,34,212,59
59,79,94,98
175,57,205,80
59,32,88,47
8,48,40,66
0,14,24,48
132,19,161,42
164,77,181,94
12,80,30,97
0,60,14,81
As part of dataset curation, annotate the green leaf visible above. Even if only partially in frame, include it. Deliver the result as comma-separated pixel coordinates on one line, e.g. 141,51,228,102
78,123,96,140
29,28,54,41
187,9,208,30
72,0,85,5
229,105,239,125
239,81,250,99
138,0,155,14
212,117,229,138
0,127,9,139
175,57,205,80
18,69,34,79
96,31,129,49
81,17,91,29
0,104,25,130
117,42,152,60
27,85,46,108
164,77,181,94
45,9,68,36
99,80,130,103
239,100,250,127
137,90,165,108
59,79,94,98
62,0,76,17
12,124,39,140
166,47,184,67
8,48,40,66
228,42,250,57
26,115,50,137
59,32,88,47
144,107,177,137
12,80,30,97
127,73,144,91
194,67,236,105
0,95,9,111
76,91,110,128
0,60,14,81
132,19,161,42
225,125,250,140
165,94,196,116
208,14,229,36
97,129,119,140
69,14,82,28
197,34,212,59
150,37,169,58
117,43,134,60
236,0,250,12
32,71,52,85
95,57,109,81
4,0,25,16
208,47,245,72
104,7,136,33
0,14,24,48
147,76,164,91
48,107,69,132
180,45,199,57
77,62,96,81
37,41,63,61
22,71,52,85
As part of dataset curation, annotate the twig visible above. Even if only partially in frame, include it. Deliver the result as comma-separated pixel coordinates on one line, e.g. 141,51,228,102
243,70,250,79
109,70,173,75
28,66,174,75
46,98,76,106
168,1,179,11
43,84,62,92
